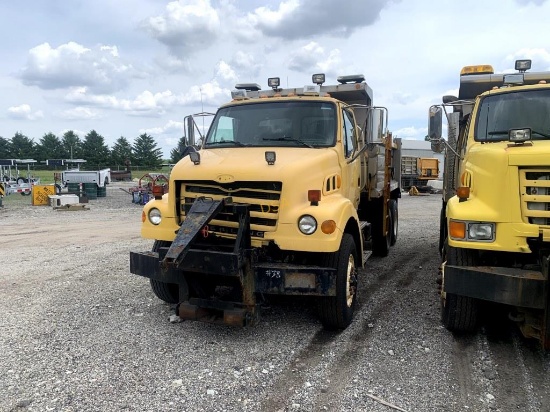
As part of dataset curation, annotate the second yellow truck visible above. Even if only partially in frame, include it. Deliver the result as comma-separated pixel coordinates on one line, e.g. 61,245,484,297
430,60,550,348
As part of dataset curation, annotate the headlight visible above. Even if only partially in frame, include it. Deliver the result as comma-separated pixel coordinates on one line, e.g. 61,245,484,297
450,220,494,242
298,215,317,235
468,223,494,241
148,208,162,225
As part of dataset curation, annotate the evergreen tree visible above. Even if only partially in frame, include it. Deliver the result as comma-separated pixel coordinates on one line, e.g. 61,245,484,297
111,136,133,167
10,132,36,159
36,132,64,162
81,130,110,168
170,136,187,164
0,137,11,158
61,130,82,160
132,133,163,168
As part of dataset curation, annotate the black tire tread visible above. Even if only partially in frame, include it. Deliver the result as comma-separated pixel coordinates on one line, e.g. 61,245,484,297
442,246,478,332
389,199,398,246
149,240,179,304
318,234,357,330
372,199,391,257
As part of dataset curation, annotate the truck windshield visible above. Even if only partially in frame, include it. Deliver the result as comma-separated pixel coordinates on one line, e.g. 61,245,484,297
204,101,337,148
475,89,550,142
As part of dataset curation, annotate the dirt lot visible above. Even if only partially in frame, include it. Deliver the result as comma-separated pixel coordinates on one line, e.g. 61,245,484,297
1,186,550,412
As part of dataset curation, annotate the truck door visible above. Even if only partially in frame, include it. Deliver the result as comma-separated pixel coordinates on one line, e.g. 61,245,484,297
341,108,361,205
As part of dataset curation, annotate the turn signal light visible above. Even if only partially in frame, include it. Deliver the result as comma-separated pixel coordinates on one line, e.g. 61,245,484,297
449,220,466,240
308,190,321,205
457,186,470,201
141,211,146,223
321,220,336,234
152,185,164,200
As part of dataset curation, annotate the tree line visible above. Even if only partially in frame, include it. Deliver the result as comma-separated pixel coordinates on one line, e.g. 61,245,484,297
0,130,188,169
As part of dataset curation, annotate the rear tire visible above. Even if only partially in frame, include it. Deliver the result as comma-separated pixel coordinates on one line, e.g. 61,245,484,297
149,240,186,304
372,199,391,257
441,245,478,332
389,199,398,246
318,234,358,330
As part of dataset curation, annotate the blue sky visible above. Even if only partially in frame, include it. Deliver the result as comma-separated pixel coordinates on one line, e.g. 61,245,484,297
1,0,549,157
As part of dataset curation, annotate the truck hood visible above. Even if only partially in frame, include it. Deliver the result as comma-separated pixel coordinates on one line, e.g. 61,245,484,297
506,140,550,166
457,140,550,223
171,147,339,183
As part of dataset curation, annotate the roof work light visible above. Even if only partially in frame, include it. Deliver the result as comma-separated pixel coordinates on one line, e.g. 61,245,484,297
312,74,325,85
515,59,532,72
268,77,280,90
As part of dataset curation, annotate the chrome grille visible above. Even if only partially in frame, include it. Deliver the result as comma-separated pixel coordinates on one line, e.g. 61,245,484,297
179,180,282,235
520,169,550,226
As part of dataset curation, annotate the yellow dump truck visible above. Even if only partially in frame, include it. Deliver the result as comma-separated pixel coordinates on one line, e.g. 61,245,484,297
400,156,439,190
430,60,550,348
130,74,401,329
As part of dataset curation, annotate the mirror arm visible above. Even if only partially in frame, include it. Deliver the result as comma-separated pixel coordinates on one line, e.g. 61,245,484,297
347,140,371,164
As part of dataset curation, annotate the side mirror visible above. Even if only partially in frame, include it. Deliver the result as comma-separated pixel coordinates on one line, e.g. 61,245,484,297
366,108,385,143
184,115,195,147
428,106,442,140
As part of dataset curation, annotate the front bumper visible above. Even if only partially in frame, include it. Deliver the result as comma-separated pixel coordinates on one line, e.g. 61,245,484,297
443,264,546,309
129,249,337,296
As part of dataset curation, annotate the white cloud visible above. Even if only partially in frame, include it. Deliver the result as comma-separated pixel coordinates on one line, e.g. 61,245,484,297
142,0,220,59
19,42,140,93
58,107,102,120
393,125,427,140
215,61,237,84
247,0,391,39
154,54,193,73
288,42,341,76
185,80,231,107
140,120,184,136
7,104,44,120
64,80,230,116
230,51,262,79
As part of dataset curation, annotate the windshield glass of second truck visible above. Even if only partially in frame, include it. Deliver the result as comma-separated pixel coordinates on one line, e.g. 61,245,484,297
204,101,337,148
475,89,550,142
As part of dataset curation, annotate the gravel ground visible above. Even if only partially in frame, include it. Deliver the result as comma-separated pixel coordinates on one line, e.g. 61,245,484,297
1,185,550,412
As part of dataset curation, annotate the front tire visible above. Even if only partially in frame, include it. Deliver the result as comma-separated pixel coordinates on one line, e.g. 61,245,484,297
149,240,186,304
318,234,358,330
441,245,478,332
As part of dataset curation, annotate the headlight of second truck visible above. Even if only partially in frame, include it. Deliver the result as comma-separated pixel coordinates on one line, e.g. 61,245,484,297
449,220,495,242
148,208,162,225
298,215,317,235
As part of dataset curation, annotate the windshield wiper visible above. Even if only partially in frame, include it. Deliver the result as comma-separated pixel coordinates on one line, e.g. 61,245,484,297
205,140,248,147
532,129,550,139
262,135,313,148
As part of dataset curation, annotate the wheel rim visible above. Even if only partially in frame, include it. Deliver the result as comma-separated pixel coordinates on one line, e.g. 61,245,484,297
346,254,357,307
